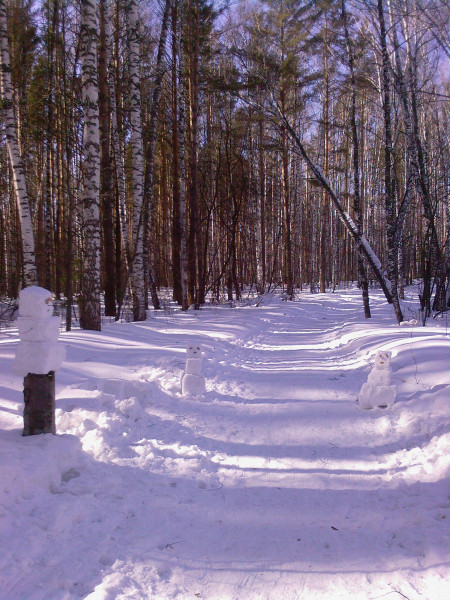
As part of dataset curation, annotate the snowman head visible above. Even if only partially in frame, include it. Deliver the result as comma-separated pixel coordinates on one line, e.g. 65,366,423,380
19,286,54,319
187,344,202,358
374,350,391,369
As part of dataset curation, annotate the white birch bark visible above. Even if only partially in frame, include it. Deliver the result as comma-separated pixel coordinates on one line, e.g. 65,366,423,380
80,0,101,330
127,0,146,321
0,0,37,287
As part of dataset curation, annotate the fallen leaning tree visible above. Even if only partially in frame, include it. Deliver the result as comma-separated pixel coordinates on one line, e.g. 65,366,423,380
272,107,396,313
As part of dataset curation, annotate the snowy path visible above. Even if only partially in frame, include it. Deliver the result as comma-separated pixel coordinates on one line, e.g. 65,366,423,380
0,290,449,599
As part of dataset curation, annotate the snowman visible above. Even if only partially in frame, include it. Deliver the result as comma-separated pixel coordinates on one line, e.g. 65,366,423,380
13,286,65,376
13,286,66,435
181,344,206,396
359,350,396,409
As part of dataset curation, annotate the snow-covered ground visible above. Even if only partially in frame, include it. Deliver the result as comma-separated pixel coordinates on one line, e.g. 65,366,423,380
0,288,449,600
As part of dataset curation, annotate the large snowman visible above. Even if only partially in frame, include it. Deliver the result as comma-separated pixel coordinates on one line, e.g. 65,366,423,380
13,286,65,376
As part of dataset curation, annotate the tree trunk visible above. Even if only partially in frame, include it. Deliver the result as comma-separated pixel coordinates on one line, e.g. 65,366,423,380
377,0,403,323
142,0,171,311
107,1,129,316
0,0,37,287
281,129,293,299
43,0,59,292
279,24,293,301
127,0,146,321
171,2,182,305
23,372,56,436
187,0,204,306
257,117,266,293
80,0,101,330
409,61,446,313
99,0,116,317
319,24,330,295
342,0,371,318
175,0,189,310
61,8,76,331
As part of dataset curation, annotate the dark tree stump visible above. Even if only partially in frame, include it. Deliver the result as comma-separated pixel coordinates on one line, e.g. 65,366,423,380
23,371,56,436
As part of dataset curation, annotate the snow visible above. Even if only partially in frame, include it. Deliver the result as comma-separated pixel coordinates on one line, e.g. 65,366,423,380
359,382,396,410
400,319,419,327
18,285,54,319
13,341,66,376
359,235,384,274
17,316,61,342
181,372,206,396
0,287,449,599
185,358,203,376
343,212,359,236
367,368,391,385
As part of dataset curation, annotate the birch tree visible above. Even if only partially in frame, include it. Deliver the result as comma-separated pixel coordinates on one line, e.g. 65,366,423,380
0,0,37,288
80,0,101,330
397,0,448,314
127,0,146,321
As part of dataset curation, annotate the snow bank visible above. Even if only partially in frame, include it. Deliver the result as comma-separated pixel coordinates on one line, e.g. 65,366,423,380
0,287,448,599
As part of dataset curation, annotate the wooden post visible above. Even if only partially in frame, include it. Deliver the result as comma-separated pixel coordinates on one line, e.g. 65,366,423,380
23,371,56,436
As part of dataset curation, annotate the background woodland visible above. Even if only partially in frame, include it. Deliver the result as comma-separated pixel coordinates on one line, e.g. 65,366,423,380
0,0,448,329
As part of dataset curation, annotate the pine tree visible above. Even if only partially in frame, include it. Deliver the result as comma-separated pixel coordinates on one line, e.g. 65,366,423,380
342,0,371,317
99,0,116,317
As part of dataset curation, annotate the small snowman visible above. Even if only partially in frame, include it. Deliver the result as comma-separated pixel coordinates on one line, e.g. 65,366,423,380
359,350,396,409
181,344,206,396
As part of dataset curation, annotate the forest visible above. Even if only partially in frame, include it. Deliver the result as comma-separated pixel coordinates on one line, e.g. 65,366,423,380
1,3,449,595
0,0,448,329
